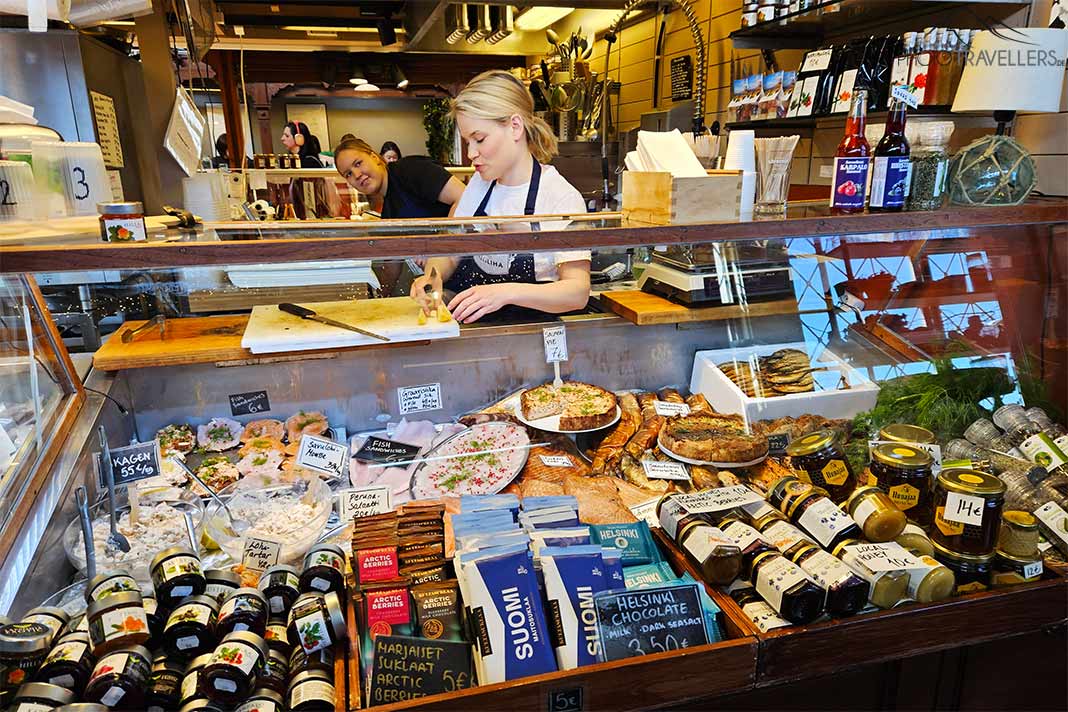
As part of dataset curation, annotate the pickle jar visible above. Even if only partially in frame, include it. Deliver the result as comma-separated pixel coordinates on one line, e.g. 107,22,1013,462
150,547,206,608
0,622,53,691
86,592,149,657
991,549,1043,587
931,540,993,594
904,555,956,603
287,669,335,712
259,649,289,695
786,429,857,502
217,588,268,637
147,654,184,712
203,570,241,605
178,654,212,708
997,510,1041,558
200,631,268,706
727,583,790,633
10,682,74,710
300,544,347,597
676,520,742,585
35,631,94,692
844,485,907,542
931,468,1005,555
787,487,862,551
263,617,292,655
788,543,870,617
895,523,935,557
258,565,301,616
869,443,935,526
750,551,825,624
84,573,138,603
21,608,70,647
287,592,347,655
82,644,152,709
162,595,219,660
236,688,285,712
833,540,910,609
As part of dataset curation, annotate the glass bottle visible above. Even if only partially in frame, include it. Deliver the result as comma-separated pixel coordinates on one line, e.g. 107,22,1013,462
906,121,952,211
919,28,941,105
994,405,1068,476
887,33,915,109
814,45,842,115
750,551,825,625
868,97,910,212
787,487,863,551
830,88,870,214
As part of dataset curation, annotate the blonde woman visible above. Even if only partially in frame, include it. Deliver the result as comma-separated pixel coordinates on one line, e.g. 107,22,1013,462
412,70,591,324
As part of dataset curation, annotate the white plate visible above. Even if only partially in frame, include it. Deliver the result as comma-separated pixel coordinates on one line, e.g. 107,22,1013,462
514,404,622,434
657,430,769,468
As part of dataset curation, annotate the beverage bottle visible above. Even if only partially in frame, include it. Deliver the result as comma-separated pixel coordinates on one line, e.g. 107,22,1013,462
869,97,910,212
829,88,870,214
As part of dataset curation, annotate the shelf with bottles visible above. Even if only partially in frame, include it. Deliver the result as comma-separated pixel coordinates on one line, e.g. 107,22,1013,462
725,105,955,130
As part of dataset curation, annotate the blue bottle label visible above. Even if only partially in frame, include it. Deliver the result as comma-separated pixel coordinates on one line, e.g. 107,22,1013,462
830,157,869,210
869,156,911,208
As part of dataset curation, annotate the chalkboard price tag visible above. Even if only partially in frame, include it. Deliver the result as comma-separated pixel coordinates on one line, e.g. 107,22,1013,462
229,390,271,416
296,434,349,478
108,440,163,486
548,685,585,712
242,536,283,572
767,432,791,456
594,584,708,662
354,436,421,465
398,383,442,415
369,634,473,706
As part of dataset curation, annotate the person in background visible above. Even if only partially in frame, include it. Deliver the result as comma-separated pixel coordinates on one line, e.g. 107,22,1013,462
380,141,402,163
210,133,230,168
281,121,324,168
410,70,590,324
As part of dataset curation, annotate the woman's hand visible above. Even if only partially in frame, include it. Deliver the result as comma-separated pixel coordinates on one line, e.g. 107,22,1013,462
409,274,436,314
448,284,513,323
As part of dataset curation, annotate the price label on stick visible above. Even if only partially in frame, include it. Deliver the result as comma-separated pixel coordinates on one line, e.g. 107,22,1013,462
107,440,163,486
338,485,392,521
242,536,282,572
891,84,919,110
296,434,349,478
543,325,568,363
539,454,574,467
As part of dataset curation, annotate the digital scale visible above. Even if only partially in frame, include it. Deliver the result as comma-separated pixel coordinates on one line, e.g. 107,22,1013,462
637,243,795,306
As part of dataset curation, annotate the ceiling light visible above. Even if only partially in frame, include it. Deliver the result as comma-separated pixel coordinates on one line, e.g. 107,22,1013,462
354,83,380,92
280,25,402,34
466,4,491,44
514,6,574,31
485,5,514,44
445,4,468,44
394,67,409,90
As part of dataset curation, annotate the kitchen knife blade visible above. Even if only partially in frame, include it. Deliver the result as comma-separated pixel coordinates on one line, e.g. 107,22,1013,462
278,303,391,342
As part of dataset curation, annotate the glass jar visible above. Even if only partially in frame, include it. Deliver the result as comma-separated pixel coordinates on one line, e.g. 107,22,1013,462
932,468,1005,555
10,682,74,710
676,520,742,585
142,595,164,641
789,543,870,617
236,688,285,712
287,592,347,655
963,418,1025,459
878,423,937,447
727,584,790,633
178,699,226,712
162,595,219,660
991,549,1043,587
82,644,152,709
203,570,241,605
217,588,268,638
86,592,149,658
656,495,713,542
904,555,956,603
932,540,993,594
786,429,857,502
150,547,206,608
997,510,1041,558
84,573,138,604
146,655,184,712
287,669,335,712
35,631,93,692
787,487,862,551
756,0,777,23
21,608,70,647
98,202,147,243
756,517,814,558
1025,407,1067,439
263,617,292,655
766,475,804,510
258,566,301,617
259,649,288,695
895,523,935,557
299,544,347,597
289,645,334,676
833,540,910,609
178,654,212,708
54,705,109,712
200,631,268,706
751,551,825,624
0,622,52,691
720,519,776,576
845,485,907,542
906,121,952,211
869,443,934,527
743,499,786,530
60,613,87,638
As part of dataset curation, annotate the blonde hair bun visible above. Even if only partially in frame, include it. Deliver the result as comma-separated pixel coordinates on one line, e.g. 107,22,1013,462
451,69,558,164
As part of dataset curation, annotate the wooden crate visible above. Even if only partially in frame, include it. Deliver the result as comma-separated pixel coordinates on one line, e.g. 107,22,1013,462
622,170,742,225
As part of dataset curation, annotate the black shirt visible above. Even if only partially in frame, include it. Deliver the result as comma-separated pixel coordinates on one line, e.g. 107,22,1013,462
381,155,453,219
299,153,324,168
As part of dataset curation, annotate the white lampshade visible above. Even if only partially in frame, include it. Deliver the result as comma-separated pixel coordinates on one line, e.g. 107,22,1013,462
952,28,1067,114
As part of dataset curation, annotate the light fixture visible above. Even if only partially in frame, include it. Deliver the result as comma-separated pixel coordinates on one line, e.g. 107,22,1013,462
349,67,367,85
354,83,380,92
485,5,514,44
280,25,404,34
514,6,574,31
445,4,469,44
466,4,491,43
394,67,409,90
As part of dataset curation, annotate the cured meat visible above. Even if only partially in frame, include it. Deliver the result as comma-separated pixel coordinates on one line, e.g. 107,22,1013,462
590,393,640,475
563,475,636,524
285,410,329,443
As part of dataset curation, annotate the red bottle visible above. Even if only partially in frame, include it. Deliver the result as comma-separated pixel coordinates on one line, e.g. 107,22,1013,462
829,88,870,214
869,97,910,212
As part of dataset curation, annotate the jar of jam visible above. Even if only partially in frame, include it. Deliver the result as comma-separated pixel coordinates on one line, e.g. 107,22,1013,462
258,566,301,616
146,654,184,712
676,520,742,585
904,554,956,603
35,631,93,692
82,644,151,709
833,540,910,609
844,485,907,542
299,544,347,597
287,669,335,712
61,613,87,638
289,645,334,676
931,468,1005,555
236,687,284,712
766,475,805,511
656,495,712,542
263,618,291,655
84,573,138,603
991,549,1043,587
10,682,74,709
178,654,212,707
895,523,935,557
787,487,862,551
287,592,346,655
203,571,241,605
0,622,52,691
720,518,776,575
98,202,147,243
786,429,857,502
727,583,790,633
217,588,268,638
87,592,149,657
151,547,206,608
750,551,825,625
870,443,934,526
259,649,288,695
756,517,815,558
200,631,268,705
163,595,219,660
178,699,226,712
21,608,70,648
744,499,786,531
932,540,993,594
997,510,1041,558
789,543,870,617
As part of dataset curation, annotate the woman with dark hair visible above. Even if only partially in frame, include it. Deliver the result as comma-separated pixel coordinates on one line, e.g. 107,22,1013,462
379,141,402,163
281,120,324,168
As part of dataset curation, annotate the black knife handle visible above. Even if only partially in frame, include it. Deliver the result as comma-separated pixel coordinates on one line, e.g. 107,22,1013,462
279,303,315,319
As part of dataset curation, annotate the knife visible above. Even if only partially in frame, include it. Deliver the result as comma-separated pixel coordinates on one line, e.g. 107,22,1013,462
278,303,391,342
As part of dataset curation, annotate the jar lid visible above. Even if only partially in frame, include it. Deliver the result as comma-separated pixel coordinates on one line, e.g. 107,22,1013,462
871,443,933,469
24,606,71,625
750,550,780,570
786,429,837,457
878,423,936,444
56,704,111,712
104,644,152,664
259,564,299,583
97,201,144,215
831,538,865,558
171,595,220,614
931,539,995,564
786,542,821,564
223,587,268,607
785,486,829,520
85,572,138,602
205,569,242,586
178,699,227,712
219,630,268,661
767,474,801,502
14,682,75,705
305,542,346,563
677,519,707,544
151,546,200,573
0,621,55,654
249,688,284,705
994,548,1042,566
187,653,214,672
1002,510,1038,530
844,485,883,512
937,468,1005,496
324,592,347,640
268,648,288,666
87,590,144,618
288,669,333,690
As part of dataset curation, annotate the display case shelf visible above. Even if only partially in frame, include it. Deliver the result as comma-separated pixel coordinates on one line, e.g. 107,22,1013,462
725,106,955,131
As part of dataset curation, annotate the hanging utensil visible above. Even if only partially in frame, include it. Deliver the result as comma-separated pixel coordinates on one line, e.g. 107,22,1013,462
170,456,251,536
546,28,559,46
98,427,130,555
76,485,96,582
183,511,199,554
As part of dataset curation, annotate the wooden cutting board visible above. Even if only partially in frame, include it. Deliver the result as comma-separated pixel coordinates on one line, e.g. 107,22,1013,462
600,290,801,326
241,297,459,354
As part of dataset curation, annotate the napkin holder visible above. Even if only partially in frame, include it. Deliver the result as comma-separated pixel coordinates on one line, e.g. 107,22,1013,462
622,169,743,225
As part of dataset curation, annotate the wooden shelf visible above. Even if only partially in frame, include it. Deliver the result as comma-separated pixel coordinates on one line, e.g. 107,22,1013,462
599,290,803,326
726,106,956,131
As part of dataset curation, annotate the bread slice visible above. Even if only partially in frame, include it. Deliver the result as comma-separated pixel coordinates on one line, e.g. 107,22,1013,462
520,382,618,431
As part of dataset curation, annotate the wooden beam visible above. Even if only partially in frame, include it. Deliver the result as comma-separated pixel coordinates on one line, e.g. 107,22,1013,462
205,50,246,164
404,0,448,50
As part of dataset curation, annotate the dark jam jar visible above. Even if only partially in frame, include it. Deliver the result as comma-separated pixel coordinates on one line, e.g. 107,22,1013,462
750,551,825,625
785,429,857,503
263,617,292,655
766,475,804,511
287,592,347,655
299,544,347,597
932,468,1005,556
258,566,301,617
82,644,151,709
287,669,335,712
719,518,776,577
141,595,164,640
869,443,934,527
86,592,149,657
146,654,184,712
200,631,268,706
289,645,335,676
178,654,212,708
0,622,54,691
203,570,241,606
84,573,139,603
259,649,288,695
10,681,74,709
236,688,285,712
932,540,994,594
217,588,268,637
21,607,70,646
789,543,869,617
163,595,219,660
786,487,862,551
151,547,206,608
35,631,94,692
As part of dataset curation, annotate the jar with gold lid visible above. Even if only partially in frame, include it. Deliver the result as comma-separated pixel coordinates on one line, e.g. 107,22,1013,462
931,468,1005,555
878,423,937,446
720,519,776,576
991,549,1043,587
997,510,1041,558
787,487,862,551
895,523,934,557
833,540,910,609
656,495,713,542
931,540,993,594
766,475,803,510
869,443,934,526
844,486,907,542
755,516,814,558
904,554,955,603
744,499,787,531
786,430,857,502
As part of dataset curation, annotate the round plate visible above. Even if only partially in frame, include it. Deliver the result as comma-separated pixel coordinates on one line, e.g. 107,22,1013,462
657,430,769,468
410,421,530,499
514,404,622,434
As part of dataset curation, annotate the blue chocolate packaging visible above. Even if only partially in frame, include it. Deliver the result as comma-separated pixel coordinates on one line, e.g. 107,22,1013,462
589,521,659,565
540,545,608,670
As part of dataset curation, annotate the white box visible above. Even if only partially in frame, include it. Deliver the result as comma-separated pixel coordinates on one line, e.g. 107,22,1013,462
690,342,880,429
